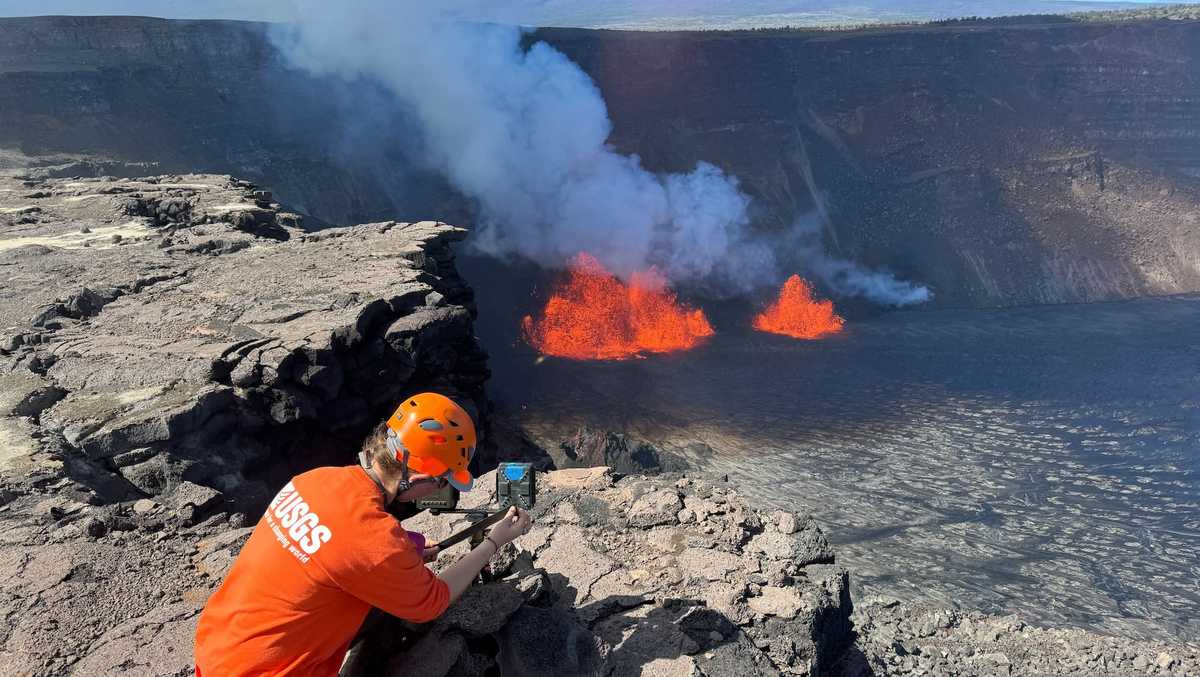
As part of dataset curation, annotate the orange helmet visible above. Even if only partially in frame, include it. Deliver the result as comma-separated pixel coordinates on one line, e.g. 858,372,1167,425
386,392,477,491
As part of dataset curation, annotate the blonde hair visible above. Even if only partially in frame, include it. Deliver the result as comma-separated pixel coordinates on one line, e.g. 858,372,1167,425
362,422,407,475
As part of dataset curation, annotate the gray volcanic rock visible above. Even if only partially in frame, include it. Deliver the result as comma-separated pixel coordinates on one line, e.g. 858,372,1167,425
0,508,253,677
498,606,605,677
360,467,855,677
350,467,1200,677
0,173,487,510
555,426,689,475
840,597,1200,676
0,172,489,675
536,22,1200,307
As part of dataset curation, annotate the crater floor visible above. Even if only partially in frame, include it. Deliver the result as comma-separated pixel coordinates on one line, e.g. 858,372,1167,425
489,293,1200,642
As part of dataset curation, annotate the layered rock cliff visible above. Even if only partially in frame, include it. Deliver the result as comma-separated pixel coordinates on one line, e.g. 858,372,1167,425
0,172,488,511
2,16,1200,306
0,16,464,227
0,170,490,675
535,20,1200,306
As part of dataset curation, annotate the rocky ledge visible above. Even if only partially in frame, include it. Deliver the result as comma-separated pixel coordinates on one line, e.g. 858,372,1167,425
0,172,488,511
347,466,852,677
332,465,1200,677
0,172,488,674
844,598,1199,676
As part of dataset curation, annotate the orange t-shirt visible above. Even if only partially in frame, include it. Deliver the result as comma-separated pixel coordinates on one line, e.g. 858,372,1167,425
194,465,450,676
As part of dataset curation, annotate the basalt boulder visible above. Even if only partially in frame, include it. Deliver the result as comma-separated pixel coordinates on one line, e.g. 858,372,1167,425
555,427,689,475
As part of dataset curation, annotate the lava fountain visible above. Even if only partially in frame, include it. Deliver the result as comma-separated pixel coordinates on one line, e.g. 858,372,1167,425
522,253,715,360
753,275,845,339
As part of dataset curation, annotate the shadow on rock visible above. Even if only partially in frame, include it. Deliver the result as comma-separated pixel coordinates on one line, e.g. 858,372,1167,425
498,605,606,676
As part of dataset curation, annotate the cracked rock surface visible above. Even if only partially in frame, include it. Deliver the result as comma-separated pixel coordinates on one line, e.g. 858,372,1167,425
0,172,488,675
0,172,488,505
351,467,853,677
347,466,1200,677
838,598,1200,676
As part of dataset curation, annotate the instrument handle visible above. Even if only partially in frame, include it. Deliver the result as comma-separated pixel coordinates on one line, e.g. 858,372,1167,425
434,506,513,550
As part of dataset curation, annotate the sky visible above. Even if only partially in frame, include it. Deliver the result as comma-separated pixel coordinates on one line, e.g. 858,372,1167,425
0,1,1186,26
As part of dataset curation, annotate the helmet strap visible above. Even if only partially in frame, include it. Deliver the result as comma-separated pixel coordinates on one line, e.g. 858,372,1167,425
358,450,389,500
358,431,412,508
386,428,412,494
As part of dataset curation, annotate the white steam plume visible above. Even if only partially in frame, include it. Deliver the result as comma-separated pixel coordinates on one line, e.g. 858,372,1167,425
788,214,932,306
269,3,775,292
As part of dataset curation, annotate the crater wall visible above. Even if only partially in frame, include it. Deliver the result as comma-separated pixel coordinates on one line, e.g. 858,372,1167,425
536,21,1200,306
3,15,1200,306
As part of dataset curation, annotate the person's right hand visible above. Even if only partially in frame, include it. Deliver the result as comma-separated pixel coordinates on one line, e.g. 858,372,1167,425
487,506,532,547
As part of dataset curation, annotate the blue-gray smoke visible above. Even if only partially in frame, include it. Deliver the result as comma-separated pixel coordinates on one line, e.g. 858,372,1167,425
788,215,932,306
270,2,775,292
269,2,930,305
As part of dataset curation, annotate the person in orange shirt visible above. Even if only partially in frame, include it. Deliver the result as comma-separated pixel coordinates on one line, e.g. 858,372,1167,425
194,392,531,677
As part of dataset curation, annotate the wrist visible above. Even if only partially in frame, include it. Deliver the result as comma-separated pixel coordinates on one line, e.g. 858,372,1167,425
484,535,501,554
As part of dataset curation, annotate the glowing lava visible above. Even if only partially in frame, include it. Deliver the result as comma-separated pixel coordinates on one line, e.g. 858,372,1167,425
522,253,715,360
753,275,845,339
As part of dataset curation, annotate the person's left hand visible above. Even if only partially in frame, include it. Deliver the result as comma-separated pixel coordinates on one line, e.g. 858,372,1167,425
422,545,440,563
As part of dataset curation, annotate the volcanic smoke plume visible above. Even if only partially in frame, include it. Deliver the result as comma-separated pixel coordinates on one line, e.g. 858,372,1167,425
522,253,714,360
270,2,772,293
788,215,932,306
753,275,845,339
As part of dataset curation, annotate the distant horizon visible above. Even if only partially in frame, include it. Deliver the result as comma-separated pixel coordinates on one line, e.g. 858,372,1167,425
2,1,1199,30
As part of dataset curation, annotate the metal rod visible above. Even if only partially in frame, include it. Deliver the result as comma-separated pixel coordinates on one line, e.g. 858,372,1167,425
435,506,512,550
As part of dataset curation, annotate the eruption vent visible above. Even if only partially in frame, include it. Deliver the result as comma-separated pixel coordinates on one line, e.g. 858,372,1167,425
523,253,715,360
753,275,845,339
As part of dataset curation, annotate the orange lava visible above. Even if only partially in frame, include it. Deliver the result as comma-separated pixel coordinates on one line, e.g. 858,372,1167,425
752,275,845,339
522,253,715,360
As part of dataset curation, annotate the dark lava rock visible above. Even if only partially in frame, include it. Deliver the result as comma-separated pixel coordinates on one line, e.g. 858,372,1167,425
0,174,495,675
436,582,525,637
0,174,488,517
117,455,171,495
844,597,1200,676
83,516,108,538
555,427,688,475
382,628,466,677
497,606,604,677
169,481,223,513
